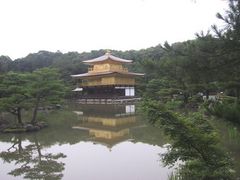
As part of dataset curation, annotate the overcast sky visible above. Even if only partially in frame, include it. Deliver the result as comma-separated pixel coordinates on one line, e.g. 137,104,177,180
0,0,228,59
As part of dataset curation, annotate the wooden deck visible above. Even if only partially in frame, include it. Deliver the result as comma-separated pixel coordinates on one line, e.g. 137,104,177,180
76,96,141,104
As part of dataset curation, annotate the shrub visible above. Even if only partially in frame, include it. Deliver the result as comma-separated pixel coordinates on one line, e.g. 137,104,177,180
207,101,240,124
165,100,183,110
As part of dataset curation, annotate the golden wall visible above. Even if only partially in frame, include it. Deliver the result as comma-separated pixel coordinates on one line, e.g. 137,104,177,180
80,76,135,86
115,77,135,85
101,77,115,84
88,62,128,73
81,78,102,86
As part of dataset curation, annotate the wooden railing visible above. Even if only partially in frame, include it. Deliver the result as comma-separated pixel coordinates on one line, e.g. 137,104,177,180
88,67,128,73
77,95,137,99
88,67,93,72
79,82,135,87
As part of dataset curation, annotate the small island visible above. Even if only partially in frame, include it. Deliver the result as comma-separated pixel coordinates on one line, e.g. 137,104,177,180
0,68,65,133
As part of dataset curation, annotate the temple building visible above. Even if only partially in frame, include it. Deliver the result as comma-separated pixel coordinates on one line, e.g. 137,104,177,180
71,52,144,100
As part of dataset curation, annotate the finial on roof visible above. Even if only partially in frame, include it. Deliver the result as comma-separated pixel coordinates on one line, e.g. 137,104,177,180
105,49,111,56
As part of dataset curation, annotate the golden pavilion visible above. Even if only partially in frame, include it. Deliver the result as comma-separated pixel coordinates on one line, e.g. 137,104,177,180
71,52,144,99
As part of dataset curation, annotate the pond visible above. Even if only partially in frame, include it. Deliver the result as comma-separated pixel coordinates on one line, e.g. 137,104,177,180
0,103,173,180
0,103,240,180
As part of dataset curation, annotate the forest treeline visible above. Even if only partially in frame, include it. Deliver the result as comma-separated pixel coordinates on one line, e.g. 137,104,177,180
1,34,238,99
1,32,239,121
0,46,163,83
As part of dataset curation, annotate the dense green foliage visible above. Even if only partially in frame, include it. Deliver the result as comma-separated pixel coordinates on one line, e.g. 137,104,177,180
206,100,240,124
142,100,234,179
28,68,66,124
140,2,240,179
0,72,31,124
0,68,65,125
140,0,240,125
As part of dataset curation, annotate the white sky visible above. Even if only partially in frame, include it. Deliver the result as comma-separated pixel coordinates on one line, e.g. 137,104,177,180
0,0,227,59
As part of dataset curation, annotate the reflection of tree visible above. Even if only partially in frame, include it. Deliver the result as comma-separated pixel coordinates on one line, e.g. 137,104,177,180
0,134,66,180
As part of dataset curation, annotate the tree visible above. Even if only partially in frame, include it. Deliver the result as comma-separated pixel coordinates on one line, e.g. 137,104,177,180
212,0,240,102
0,72,31,124
0,56,13,73
142,100,235,179
0,68,66,126
29,68,66,124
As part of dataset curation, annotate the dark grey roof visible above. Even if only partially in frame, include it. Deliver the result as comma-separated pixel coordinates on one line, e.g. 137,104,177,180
71,71,144,79
83,52,132,64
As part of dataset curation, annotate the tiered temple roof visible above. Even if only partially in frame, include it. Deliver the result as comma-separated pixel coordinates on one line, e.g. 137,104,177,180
71,71,144,78
71,52,144,79
83,52,133,64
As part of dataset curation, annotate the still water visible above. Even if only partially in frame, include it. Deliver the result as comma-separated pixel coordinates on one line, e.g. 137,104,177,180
0,104,173,180
1,103,240,180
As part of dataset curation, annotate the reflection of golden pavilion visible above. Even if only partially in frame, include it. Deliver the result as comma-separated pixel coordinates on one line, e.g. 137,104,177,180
72,104,137,148
86,116,136,126
89,128,129,140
